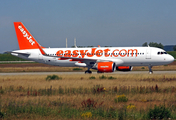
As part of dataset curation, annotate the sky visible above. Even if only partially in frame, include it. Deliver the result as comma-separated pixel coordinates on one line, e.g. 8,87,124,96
0,0,176,53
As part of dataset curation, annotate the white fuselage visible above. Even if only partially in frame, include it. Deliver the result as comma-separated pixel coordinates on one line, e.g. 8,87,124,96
12,46,174,67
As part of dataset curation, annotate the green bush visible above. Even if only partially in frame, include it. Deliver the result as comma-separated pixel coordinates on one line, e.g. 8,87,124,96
141,67,145,69
99,75,107,79
46,75,62,81
115,94,128,103
108,76,116,80
0,112,4,118
0,89,4,94
147,105,171,119
118,108,125,120
89,76,96,79
73,68,82,71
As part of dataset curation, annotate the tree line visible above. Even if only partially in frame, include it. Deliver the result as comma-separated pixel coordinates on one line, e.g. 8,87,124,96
142,42,176,51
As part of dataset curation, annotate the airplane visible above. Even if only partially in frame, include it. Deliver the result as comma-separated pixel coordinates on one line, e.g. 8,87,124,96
11,22,174,74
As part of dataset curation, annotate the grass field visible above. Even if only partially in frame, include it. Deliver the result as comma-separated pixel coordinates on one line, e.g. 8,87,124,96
0,53,26,61
0,73,176,119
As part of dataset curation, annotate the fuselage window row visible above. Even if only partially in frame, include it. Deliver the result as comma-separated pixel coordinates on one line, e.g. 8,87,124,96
49,52,145,56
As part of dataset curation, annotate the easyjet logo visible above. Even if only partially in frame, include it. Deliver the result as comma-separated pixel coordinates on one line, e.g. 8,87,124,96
100,66,109,68
56,48,138,58
18,25,35,45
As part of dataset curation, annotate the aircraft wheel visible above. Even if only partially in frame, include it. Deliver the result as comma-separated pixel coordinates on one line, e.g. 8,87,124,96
149,71,153,74
85,70,92,74
97,71,103,73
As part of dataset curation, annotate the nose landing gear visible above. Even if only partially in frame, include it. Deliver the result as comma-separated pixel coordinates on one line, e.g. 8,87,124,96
148,65,153,74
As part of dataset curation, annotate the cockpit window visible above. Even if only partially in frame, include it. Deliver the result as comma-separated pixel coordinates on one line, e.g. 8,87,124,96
157,51,167,55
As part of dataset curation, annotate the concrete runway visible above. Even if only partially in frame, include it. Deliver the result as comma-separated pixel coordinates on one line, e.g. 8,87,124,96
0,71,176,76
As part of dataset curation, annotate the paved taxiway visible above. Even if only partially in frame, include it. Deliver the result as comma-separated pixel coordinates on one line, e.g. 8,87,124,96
0,71,176,76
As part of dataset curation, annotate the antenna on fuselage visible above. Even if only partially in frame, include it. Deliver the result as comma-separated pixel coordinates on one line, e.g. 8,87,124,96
66,38,67,48
74,38,77,48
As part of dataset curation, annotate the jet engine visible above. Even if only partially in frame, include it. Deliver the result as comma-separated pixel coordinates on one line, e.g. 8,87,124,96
116,66,133,71
96,62,116,72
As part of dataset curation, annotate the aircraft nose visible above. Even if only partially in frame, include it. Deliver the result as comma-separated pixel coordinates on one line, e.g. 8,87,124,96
167,55,174,63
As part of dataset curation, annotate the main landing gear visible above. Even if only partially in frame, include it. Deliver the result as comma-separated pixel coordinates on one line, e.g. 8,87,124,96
97,71,103,73
148,65,153,74
85,66,92,74
85,70,92,74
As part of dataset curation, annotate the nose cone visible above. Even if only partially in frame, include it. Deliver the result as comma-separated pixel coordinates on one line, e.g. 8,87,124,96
167,55,174,64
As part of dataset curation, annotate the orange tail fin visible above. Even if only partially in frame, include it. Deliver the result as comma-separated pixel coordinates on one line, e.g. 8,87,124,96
14,22,42,50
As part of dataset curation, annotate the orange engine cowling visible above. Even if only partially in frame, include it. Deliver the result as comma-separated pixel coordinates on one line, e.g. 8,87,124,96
97,62,116,72
116,66,133,71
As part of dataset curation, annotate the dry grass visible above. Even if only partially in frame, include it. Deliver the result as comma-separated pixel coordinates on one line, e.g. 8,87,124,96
0,74,175,93
0,67,88,72
1,73,176,119
1,74,176,89
133,65,176,71
1,91,175,111
1,74,176,98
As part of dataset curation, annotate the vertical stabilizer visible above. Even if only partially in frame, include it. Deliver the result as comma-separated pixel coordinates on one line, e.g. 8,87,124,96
14,22,41,50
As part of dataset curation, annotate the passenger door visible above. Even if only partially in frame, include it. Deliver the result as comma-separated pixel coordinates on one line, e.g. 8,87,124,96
146,49,151,59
